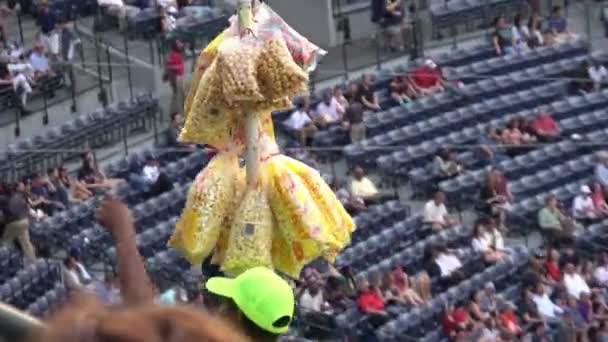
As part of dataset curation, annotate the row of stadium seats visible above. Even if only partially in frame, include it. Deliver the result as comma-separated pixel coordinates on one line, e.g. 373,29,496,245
0,260,61,311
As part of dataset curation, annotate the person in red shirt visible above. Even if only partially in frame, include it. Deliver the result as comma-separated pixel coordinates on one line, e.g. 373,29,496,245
408,59,445,96
356,279,389,327
531,108,560,142
498,302,522,338
165,40,186,115
545,249,562,282
441,304,469,338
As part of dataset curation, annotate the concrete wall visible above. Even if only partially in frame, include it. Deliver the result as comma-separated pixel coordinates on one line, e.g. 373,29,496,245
267,0,337,47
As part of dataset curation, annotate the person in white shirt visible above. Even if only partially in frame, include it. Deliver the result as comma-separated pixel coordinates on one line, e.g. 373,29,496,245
427,244,464,287
29,43,51,75
562,263,591,299
284,99,317,146
587,61,608,92
472,219,504,263
299,282,326,312
314,91,345,127
129,157,172,197
531,282,563,321
572,185,599,225
594,253,608,287
62,255,92,291
423,192,456,230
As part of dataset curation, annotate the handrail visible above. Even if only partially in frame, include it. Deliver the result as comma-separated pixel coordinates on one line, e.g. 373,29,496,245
0,302,44,342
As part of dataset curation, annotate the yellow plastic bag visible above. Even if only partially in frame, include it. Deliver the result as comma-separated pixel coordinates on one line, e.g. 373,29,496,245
267,155,355,276
168,154,244,265
222,184,274,277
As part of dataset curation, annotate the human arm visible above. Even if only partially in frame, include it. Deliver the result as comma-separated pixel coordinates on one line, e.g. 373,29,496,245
493,35,502,55
96,198,156,305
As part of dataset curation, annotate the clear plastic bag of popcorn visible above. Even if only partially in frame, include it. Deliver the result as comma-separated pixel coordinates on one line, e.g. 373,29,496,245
168,153,245,265
266,154,355,277
222,184,274,277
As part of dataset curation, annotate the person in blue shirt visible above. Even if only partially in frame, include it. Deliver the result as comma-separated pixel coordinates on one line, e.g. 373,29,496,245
547,6,576,43
36,3,59,56
476,127,507,166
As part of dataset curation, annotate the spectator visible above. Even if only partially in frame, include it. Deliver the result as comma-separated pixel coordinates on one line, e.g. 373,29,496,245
587,60,608,92
441,304,470,339
572,185,600,225
29,42,53,77
547,6,576,44
332,85,349,110
30,173,63,215
3,181,36,263
165,40,185,116
356,74,381,112
422,191,457,231
501,118,524,156
486,218,505,252
388,75,413,106
469,290,491,321
330,179,366,215
408,59,445,96
531,108,560,142
527,15,545,48
284,98,317,146
129,156,173,198
479,168,513,228
425,244,464,288
299,280,327,313
356,279,389,327
592,182,608,216
47,168,69,208
518,117,538,144
58,166,92,203
431,148,463,184
476,127,507,165
493,16,516,55
78,152,121,193
531,281,563,322
498,302,522,338
314,90,345,127
36,2,59,57
562,263,591,300
545,249,562,282
539,194,579,247
471,219,505,263
511,13,529,53
559,244,580,269
594,253,608,287
559,297,588,341
479,282,498,314
344,82,360,104
381,0,405,52
344,102,365,143
596,151,608,188
62,254,92,291
390,266,426,306
349,165,395,205
0,55,32,113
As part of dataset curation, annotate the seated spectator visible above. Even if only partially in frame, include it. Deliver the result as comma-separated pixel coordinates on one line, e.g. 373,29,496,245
314,90,345,128
78,152,122,193
432,148,463,184
423,191,457,231
531,108,560,142
493,16,517,55
299,280,329,313
592,182,608,216
562,263,591,300
511,13,530,53
62,254,92,291
587,60,608,92
388,75,413,106
58,166,92,203
469,290,491,321
389,266,426,306
479,168,513,228
498,302,522,338
46,167,70,208
0,55,32,113
441,304,470,339
29,174,63,216
356,74,381,112
476,127,507,165
332,85,349,110
408,59,445,96
330,179,366,215
539,194,580,247
349,165,395,205
472,219,505,263
531,281,564,323
486,218,505,252
560,296,588,340
425,244,464,288
344,82,360,104
546,6,576,44
3,181,36,263
572,185,601,225
501,118,525,156
344,102,365,143
545,249,562,282
520,288,545,326
284,99,317,146
29,42,54,76
594,253,608,288
527,15,545,48
596,151,608,188
129,156,173,198
479,281,498,314
518,117,538,144
356,279,389,327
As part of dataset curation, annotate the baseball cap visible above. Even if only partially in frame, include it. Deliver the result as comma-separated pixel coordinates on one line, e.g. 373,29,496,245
580,185,591,194
206,267,294,334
